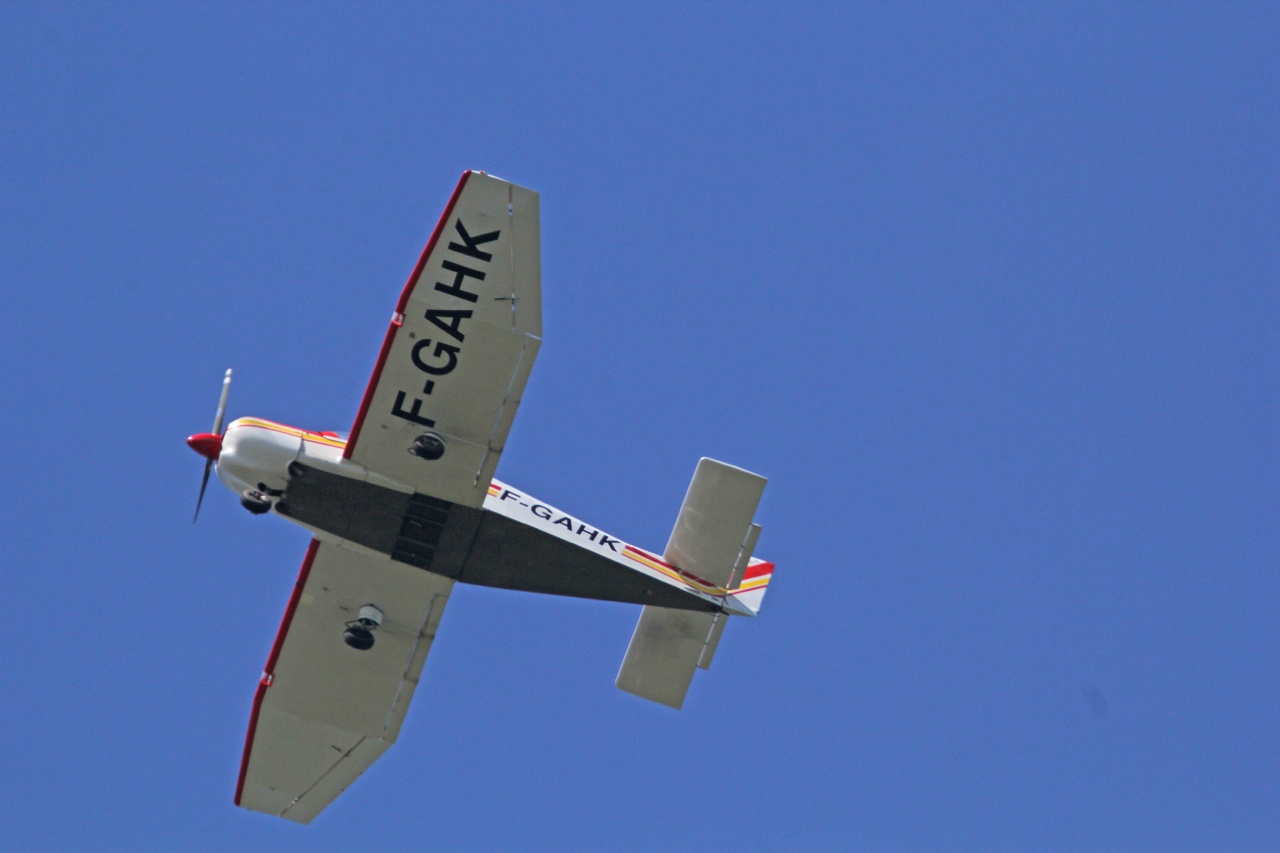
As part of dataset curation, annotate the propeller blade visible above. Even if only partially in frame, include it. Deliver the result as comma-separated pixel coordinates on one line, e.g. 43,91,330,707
194,458,214,523
212,368,232,435
194,368,232,523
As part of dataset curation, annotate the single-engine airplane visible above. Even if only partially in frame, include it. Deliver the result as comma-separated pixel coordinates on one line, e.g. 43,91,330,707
187,171,774,823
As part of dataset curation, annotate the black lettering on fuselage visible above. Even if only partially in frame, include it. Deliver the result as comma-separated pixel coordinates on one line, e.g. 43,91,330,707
492,492,629,555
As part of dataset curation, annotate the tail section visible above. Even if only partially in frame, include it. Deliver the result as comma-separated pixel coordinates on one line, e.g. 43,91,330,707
616,459,771,709
616,608,720,709
727,555,775,617
663,459,766,589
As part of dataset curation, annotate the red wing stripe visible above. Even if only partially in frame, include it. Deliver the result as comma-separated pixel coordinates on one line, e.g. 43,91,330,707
234,538,321,806
233,680,269,807
344,170,475,459
343,321,399,459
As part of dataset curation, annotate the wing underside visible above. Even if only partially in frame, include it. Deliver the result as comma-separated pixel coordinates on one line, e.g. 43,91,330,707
236,540,453,823
344,170,541,508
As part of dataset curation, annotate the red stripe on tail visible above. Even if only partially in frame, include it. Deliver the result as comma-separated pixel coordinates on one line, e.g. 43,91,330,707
741,561,775,581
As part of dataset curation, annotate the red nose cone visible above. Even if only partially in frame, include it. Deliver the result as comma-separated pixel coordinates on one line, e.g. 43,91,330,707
187,433,223,460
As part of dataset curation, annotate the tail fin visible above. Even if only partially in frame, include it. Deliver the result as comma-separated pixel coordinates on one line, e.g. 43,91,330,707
615,459,770,709
727,554,775,617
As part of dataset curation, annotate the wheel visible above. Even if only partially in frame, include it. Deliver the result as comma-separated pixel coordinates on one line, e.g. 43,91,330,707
408,432,445,460
343,625,375,650
240,489,272,515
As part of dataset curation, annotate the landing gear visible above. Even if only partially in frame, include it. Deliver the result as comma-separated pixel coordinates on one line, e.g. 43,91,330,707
240,489,272,515
342,622,375,650
408,432,445,461
343,605,384,651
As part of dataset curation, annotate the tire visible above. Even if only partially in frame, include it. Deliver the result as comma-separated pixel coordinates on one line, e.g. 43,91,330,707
408,432,445,461
343,626,375,650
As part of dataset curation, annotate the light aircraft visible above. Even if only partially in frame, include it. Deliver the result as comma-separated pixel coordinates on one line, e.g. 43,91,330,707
186,171,774,823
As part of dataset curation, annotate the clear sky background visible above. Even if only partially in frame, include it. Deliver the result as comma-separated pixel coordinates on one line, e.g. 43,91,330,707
1,3,1277,851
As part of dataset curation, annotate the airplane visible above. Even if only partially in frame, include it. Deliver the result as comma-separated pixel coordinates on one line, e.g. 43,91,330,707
186,171,774,824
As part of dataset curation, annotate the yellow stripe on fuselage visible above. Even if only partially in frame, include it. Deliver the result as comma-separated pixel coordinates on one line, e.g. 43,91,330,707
621,547,733,597
229,417,348,449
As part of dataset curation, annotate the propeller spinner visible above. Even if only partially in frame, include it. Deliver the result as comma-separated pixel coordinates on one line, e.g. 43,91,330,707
189,368,232,522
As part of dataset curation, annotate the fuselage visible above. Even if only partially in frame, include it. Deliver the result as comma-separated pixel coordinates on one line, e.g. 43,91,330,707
216,417,348,500
204,417,750,614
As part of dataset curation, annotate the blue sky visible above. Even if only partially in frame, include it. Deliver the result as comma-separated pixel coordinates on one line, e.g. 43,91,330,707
2,3,1278,850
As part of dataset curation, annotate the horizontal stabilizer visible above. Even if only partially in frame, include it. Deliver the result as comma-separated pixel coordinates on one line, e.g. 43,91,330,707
616,459,771,709
615,606,720,709
664,459,767,589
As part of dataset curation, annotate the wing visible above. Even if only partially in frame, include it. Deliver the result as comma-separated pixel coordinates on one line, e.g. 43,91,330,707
345,171,541,507
235,540,453,823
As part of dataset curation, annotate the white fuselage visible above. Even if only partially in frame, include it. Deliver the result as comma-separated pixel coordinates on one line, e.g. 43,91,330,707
212,418,759,615
217,417,349,500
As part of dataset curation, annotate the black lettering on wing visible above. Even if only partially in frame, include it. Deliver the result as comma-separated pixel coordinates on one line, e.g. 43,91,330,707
411,340,460,375
425,309,472,342
448,220,501,262
391,391,436,427
435,260,484,303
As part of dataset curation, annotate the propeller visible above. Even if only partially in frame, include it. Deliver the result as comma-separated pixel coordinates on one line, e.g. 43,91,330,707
189,368,232,522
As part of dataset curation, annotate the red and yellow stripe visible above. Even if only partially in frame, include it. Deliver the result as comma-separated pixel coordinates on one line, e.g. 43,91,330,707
622,545,742,596
484,482,774,600
228,417,348,450
730,561,774,595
